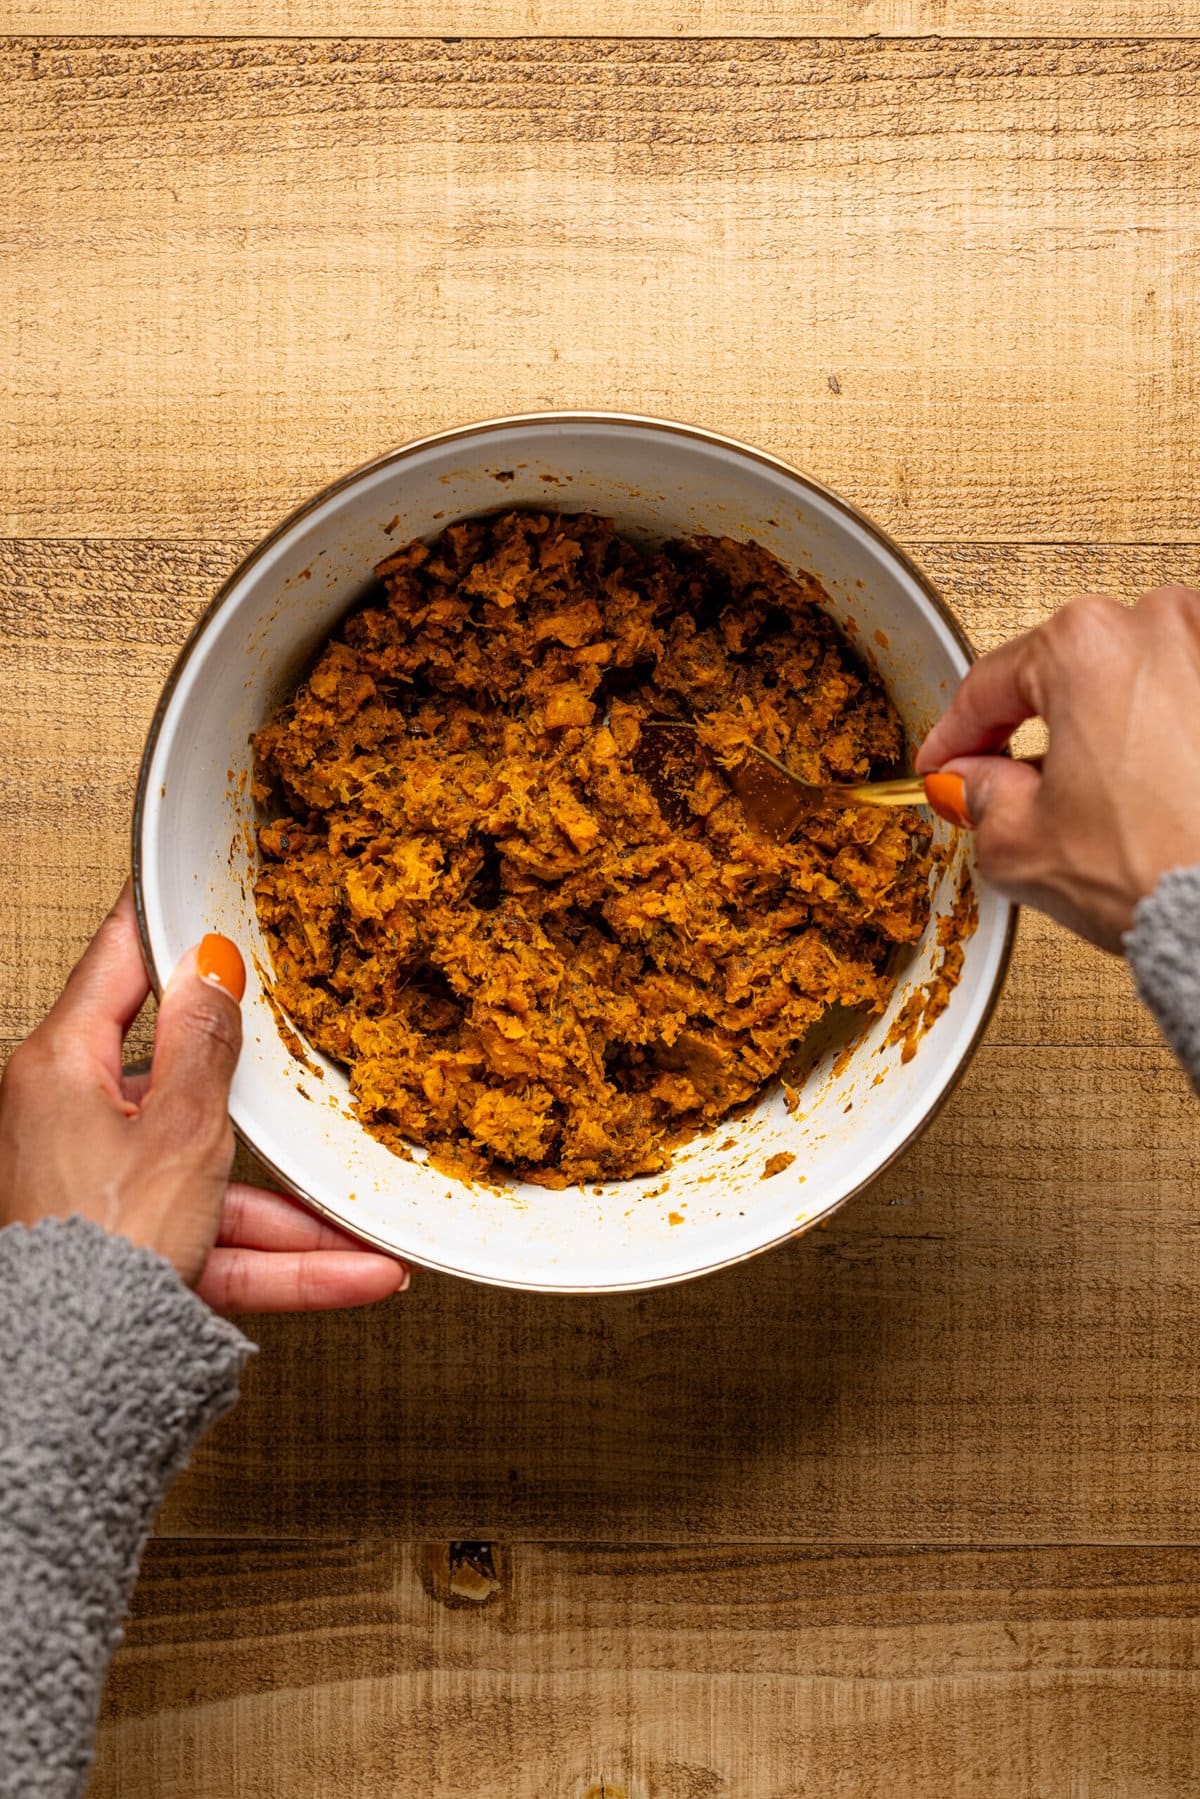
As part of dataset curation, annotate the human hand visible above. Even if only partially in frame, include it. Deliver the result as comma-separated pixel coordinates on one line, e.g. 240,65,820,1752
0,885,410,1313
916,586,1200,953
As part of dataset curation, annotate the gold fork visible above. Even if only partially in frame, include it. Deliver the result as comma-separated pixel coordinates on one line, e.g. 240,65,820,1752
638,720,971,842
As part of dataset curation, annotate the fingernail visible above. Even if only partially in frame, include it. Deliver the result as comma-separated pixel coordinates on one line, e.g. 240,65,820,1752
397,1265,412,1292
197,933,246,1003
923,772,975,830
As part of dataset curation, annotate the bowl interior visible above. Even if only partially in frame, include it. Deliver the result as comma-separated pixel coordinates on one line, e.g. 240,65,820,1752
135,416,1012,1291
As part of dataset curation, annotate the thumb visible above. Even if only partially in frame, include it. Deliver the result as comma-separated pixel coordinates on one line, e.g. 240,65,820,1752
142,934,245,1158
934,754,1043,890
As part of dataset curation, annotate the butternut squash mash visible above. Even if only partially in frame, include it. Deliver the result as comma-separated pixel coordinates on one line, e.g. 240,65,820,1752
252,511,934,1185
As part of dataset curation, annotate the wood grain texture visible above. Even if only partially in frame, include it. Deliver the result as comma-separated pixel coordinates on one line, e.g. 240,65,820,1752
10,2,1200,38
4,536,1200,1547
8,17,1200,1785
4,38,1199,541
90,1541,1200,1797
3,534,1194,1041
175,1040,1200,1542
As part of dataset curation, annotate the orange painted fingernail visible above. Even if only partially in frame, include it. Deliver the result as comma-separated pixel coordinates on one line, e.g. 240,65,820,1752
197,933,246,1003
923,772,974,830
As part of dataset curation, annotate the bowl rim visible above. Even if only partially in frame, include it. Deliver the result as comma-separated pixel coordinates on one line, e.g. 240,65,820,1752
131,408,1018,1293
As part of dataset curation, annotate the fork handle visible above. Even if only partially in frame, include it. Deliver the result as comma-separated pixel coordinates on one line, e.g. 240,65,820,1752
840,771,973,829
839,776,928,807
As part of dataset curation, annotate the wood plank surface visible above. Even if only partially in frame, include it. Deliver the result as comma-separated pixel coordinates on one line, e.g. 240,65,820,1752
177,1041,1200,1542
9,11,1200,1789
3,535,1194,1038
6,535,1199,1546
90,1541,1200,1796
10,3,1200,39
4,38,1199,542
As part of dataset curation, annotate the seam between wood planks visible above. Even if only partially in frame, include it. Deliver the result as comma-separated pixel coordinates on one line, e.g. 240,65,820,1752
5,538,1200,550
4,31,1200,42
140,1533,1200,1546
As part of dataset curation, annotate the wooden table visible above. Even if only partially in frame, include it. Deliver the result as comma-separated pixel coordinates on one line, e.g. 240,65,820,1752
4,6,1200,1793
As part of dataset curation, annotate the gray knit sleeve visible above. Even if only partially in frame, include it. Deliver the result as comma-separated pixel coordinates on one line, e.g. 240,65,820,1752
0,1216,253,1798
1124,864,1200,1092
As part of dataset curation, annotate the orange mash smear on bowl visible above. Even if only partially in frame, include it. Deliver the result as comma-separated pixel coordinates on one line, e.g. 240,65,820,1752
252,510,935,1185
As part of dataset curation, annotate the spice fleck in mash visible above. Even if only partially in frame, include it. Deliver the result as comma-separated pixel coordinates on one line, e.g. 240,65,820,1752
252,511,934,1185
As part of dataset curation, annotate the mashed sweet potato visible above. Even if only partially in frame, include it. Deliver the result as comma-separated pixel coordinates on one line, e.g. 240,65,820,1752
252,510,933,1185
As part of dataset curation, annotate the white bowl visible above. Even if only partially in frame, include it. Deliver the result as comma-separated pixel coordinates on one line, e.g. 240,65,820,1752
133,413,1014,1293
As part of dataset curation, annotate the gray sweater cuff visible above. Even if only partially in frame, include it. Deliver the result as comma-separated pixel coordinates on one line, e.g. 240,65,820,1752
1125,863,1200,1092
0,1216,253,1797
